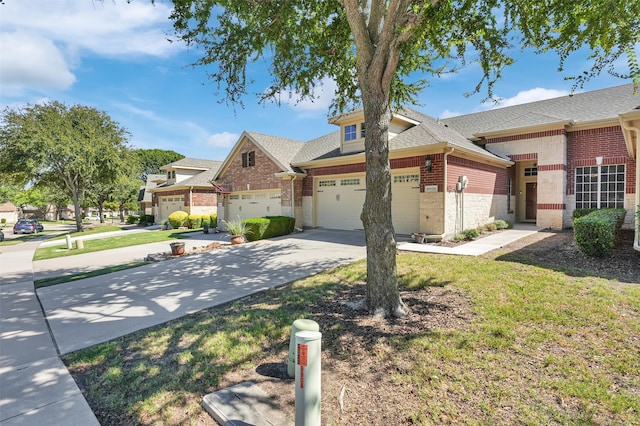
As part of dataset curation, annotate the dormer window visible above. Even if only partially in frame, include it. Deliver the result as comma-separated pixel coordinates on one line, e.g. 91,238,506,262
242,151,255,167
345,124,357,141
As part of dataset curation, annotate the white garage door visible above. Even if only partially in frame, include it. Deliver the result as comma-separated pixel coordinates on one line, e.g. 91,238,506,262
391,171,420,234
316,171,419,234
159,196,185,223
316,176,366,230
227,191,282,221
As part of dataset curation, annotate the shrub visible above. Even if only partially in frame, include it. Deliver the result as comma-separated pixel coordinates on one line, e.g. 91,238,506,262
126,215,138,224
188,214,204,229
573,208,626,257
573,208,598,219
244,216,295,242
138,215,154,226
168,211,189,229
202,215,211,229
1,218,5,226
483,222,497,232
493,219,511,230
459,228,480,240
210,213,218,228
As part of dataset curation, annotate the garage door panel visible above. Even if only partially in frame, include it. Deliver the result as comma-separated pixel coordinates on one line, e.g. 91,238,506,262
392,172,420,234
316,177,365,231
227,192,281,221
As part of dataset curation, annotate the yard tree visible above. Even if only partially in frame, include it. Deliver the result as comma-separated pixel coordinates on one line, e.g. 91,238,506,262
0,101,131,232
165,0,639,317
134,148,185,182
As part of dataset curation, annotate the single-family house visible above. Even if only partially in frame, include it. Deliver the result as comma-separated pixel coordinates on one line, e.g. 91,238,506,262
211,84,639,249
149,158,223,224
0,202,18,224
138,173,166,216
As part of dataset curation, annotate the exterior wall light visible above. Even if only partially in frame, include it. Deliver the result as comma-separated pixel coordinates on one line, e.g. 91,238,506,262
425,155,433,172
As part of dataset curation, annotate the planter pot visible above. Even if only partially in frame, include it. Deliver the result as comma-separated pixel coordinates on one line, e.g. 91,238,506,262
230,235,244,245
412,233,426,244
170,242,186,255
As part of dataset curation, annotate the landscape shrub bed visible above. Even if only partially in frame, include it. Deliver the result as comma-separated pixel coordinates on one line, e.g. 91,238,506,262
573,208,626,257
243,216,295,242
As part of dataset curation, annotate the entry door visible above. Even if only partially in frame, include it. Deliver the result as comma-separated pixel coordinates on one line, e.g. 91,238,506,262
525,183,537,220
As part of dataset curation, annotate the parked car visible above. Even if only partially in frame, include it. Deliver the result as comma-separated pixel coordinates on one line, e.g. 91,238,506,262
13,219,44,234
0,229,4,241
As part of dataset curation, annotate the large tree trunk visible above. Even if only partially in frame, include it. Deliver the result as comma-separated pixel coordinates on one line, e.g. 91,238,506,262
360,88,409,318
72,192,83,232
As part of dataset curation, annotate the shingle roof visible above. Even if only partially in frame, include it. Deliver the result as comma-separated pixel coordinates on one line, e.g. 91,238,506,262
442,83,639,139
161,157,222,170
292,131,341,164
244,131,306,173
179,166,222,186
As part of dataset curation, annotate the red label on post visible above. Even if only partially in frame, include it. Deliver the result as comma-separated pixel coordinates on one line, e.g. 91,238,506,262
297,344,308,366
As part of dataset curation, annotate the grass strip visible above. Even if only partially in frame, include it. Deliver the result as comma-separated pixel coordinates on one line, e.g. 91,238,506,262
33,229,198,260
34,261,151,289
64,254,640,425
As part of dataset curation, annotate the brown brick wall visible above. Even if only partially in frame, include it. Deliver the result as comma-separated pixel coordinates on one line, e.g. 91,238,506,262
447,156,508,195
566,126,636,194
189,190,218,207
217,139,286,192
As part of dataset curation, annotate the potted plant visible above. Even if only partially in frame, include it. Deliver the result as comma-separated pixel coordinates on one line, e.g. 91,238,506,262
223,216,251,244
169,241,185,255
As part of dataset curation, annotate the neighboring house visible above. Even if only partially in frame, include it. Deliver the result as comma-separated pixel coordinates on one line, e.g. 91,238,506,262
213,131,306,225
0,202,18,224
211,84,639,249
138,174,166,215
149,158,223,224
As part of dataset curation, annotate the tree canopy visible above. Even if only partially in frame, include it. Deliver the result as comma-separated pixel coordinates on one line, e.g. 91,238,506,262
134,148,184,182
166,0,638,317
0,101,131,232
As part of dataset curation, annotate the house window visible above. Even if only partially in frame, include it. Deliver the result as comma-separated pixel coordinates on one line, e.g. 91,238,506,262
360,122,366,139
507,178,512,212
341,178,360,186
524,167,537,177
242,151,255,167
229,195,240,200
319,180,336,187
344,124,357,141
575,165,625,209
393,174,419,183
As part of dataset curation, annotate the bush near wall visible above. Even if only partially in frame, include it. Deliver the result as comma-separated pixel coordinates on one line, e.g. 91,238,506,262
244,216,295,242
573,208,626,257
572,208,598,219
210,213,218,228
168,211,189,229
138,215,154,226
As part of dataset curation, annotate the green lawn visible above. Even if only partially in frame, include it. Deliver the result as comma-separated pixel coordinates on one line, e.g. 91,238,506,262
33,229,199,260
64,250,640,425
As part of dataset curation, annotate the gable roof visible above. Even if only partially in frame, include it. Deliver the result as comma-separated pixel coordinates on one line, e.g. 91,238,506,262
0,202,17,212
442,83,639,139
161,157,221,171
215,131,306,178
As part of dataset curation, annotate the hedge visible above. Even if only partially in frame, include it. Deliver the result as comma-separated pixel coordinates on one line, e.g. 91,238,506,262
243,216,295,242
573,208,626,257
168,211,189,229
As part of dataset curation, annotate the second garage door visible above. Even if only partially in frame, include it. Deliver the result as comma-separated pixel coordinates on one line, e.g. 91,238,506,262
226,191,282,221
315,171,419,234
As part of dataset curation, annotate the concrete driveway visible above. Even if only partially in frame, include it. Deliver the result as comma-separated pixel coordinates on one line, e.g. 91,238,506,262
36,229,366,354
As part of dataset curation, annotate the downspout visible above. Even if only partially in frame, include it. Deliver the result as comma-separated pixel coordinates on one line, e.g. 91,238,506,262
621,121,640,251
189,186,193,214
442,147,455,238
291,175,297,220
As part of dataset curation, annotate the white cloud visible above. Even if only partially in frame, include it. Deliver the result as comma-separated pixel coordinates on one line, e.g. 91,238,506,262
0,32,76,95
1,0,180,96
490,87,570,109
282,77,338,112
206,132,239,148
439,109,463,119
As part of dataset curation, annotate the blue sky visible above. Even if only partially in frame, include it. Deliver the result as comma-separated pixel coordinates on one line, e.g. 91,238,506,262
1,1,634,162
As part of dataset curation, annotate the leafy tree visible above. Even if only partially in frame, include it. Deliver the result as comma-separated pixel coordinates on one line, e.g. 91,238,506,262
0,101,131,232
134,148,184,182
166,0,639,317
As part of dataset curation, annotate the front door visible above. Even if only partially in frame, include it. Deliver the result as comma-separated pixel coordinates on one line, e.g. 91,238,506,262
525,182,537,220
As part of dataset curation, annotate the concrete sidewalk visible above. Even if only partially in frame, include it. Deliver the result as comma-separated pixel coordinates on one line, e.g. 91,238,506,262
0,241,100,426
397,224,541,256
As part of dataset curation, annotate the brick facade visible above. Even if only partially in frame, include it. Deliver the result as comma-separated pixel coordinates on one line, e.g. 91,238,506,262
566,126,636,195
447,156,508,195
217,139,286,193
